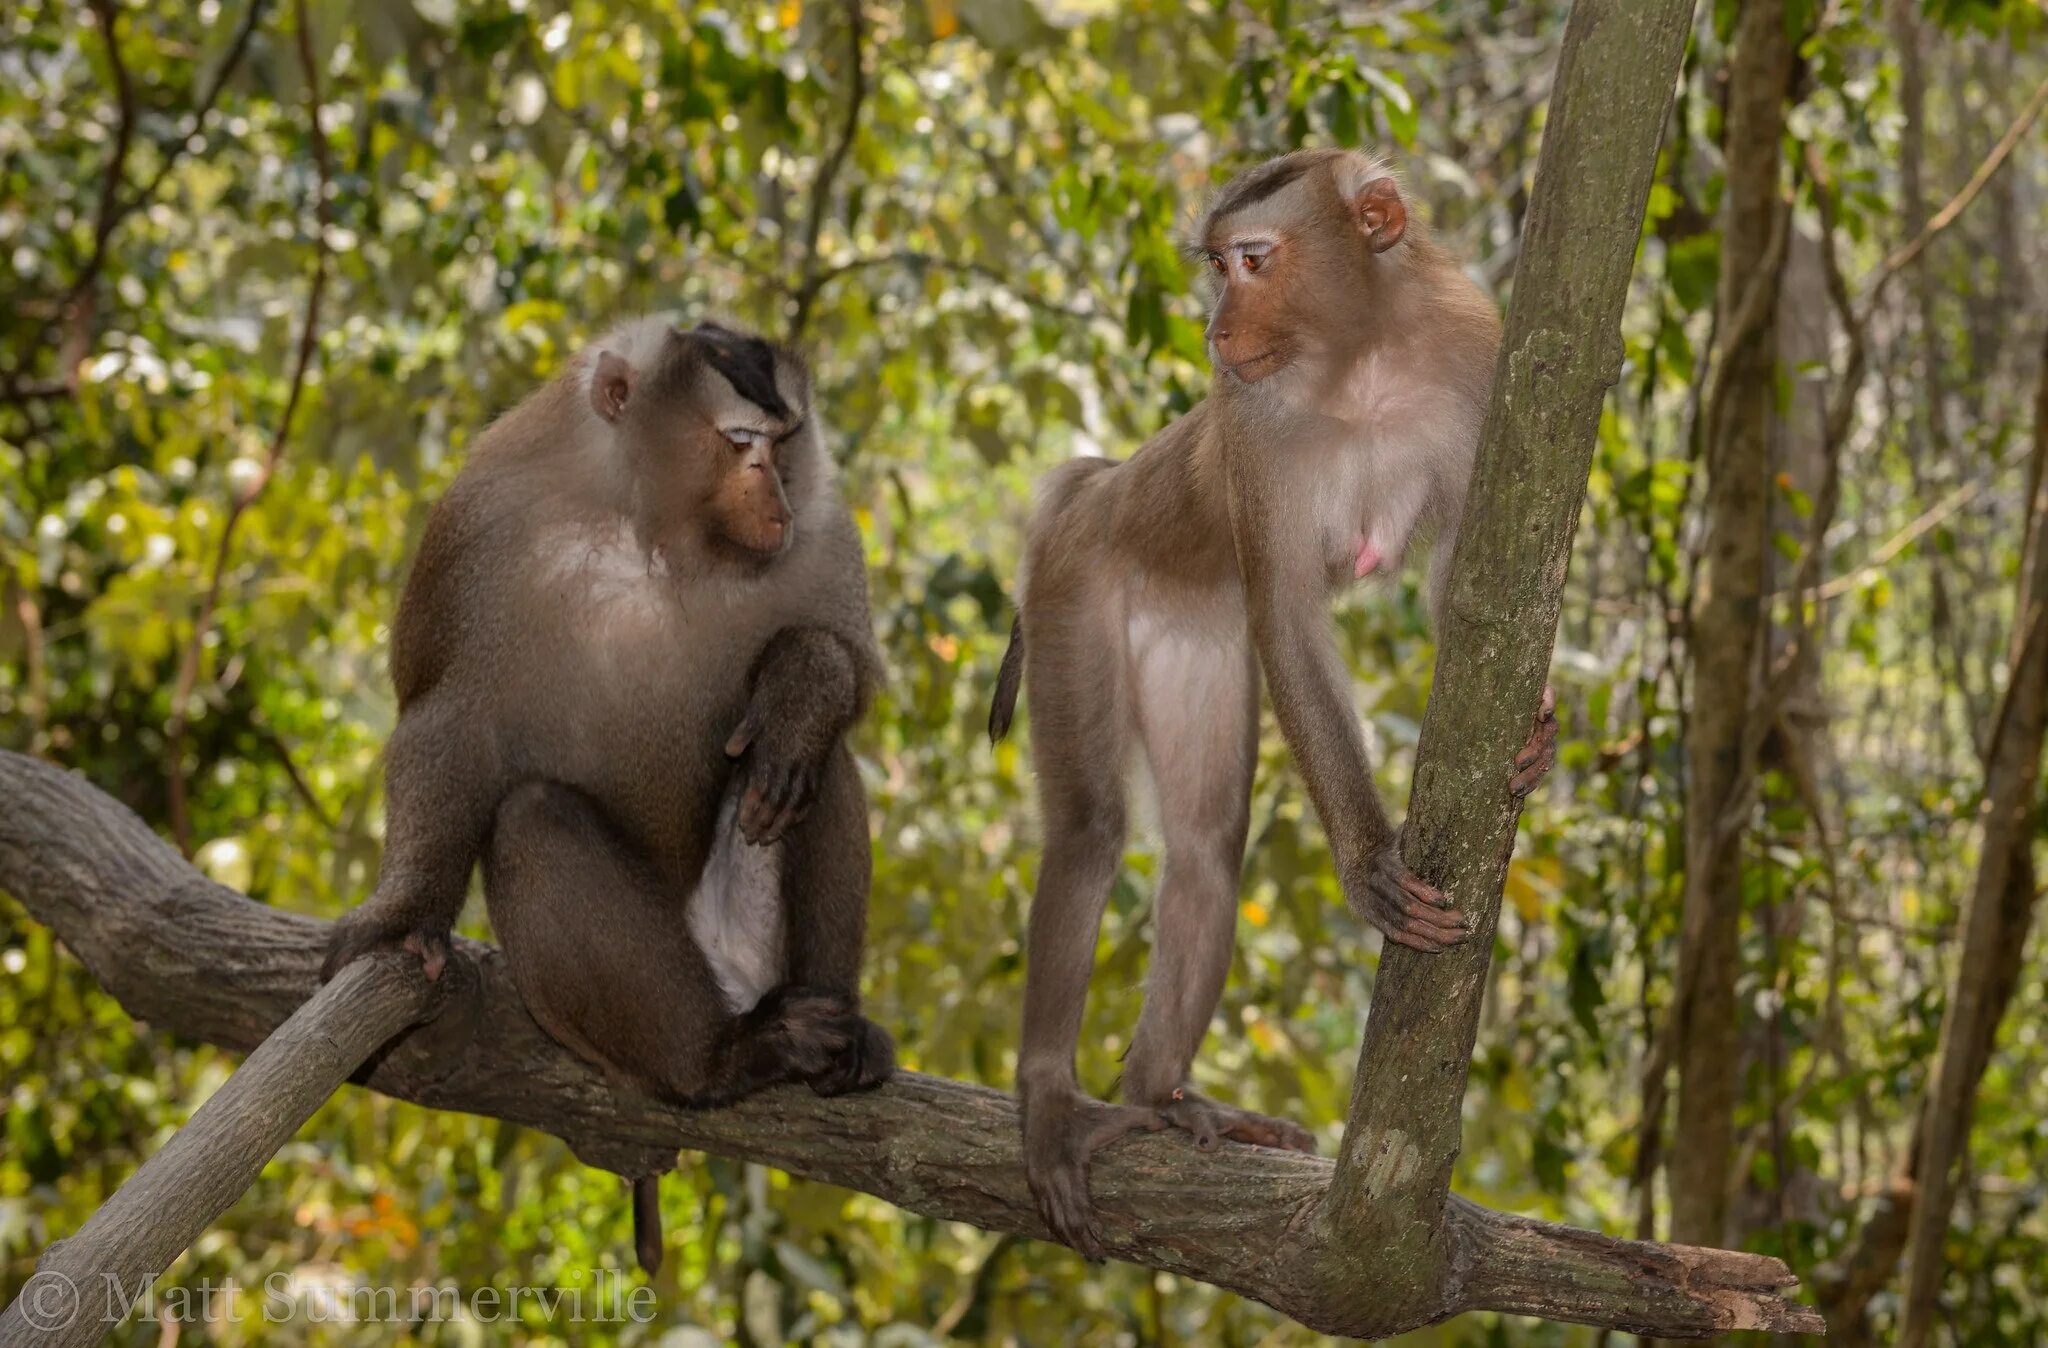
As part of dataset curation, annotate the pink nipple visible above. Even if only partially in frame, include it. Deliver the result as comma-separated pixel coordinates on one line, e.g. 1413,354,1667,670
1352,537,1383,579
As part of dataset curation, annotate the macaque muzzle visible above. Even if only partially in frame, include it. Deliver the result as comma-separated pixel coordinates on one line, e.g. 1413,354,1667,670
722,472,794,556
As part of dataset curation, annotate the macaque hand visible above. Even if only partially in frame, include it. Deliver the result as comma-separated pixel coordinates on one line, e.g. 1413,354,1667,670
1356,847,1471,953
321,901,453,983
724,701,833,847
1510,683,1559,798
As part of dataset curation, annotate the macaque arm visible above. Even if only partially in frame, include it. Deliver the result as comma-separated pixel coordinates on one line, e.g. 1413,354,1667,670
324,690,502,979
724,626,863,846
1224,456,1469,951
1230,490,1396,865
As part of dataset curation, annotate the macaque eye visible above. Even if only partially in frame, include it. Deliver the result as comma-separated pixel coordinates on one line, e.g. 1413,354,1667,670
1207,253,1225,274
1241,251,1267,274
723,429,769,452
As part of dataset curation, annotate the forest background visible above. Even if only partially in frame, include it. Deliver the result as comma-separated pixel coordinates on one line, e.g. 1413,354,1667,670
3,0,2046,1343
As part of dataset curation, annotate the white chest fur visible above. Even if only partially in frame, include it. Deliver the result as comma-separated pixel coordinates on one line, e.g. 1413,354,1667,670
687,793,786,1013
534,523,680,647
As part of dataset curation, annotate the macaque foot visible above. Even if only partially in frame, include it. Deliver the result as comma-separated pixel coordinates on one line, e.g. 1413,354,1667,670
321,907,452,983
747,985,888,1090
1361,849,1471,952
1022,1089,1169,1259
1156,1088,1317,1154
1510,683,1558,798
807,1013,895,1097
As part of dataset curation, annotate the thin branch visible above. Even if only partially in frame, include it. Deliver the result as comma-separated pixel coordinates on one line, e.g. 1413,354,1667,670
1,0,138,407
1868,74,2048,305
1,0,270,406
79,0,137,332
124,0,273,214
787,0,869,343
807,248,1096,321
165,0,333,855
1810,480,1982,600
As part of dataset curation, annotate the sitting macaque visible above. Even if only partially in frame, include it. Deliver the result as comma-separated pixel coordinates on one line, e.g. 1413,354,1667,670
989,150,1556,1256
323,317,893,1272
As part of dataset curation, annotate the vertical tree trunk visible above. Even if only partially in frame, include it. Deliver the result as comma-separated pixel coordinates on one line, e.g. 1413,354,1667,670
1670,0,1795,1252
1308,0,1700,1330
1894,333,2048,1348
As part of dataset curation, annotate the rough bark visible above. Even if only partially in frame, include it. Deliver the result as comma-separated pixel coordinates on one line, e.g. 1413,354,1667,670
1669,0,1796,1255
0,747,1823,1340
1893,334,2048,1348
0,954,437,1347
1312,0,1733,1331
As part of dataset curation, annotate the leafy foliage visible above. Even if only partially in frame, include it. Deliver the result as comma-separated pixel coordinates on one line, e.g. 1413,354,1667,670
2,0,2044,1343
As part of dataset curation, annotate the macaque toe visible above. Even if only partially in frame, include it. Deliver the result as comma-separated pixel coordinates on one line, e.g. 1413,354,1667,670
1161,1092,1317,1155
1511,685,1559,798
762,988,865,1078
1024,1095,1158,1261
321,909,452,983
401,930,451,982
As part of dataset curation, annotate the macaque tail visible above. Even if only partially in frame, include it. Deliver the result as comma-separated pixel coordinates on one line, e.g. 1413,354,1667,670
989,614,1026,743
632,1175,663,1275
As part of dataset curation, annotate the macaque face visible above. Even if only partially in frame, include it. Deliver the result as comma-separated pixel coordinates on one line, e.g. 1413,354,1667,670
591,326,812,563
1197,151,1409,385
701,420,798,560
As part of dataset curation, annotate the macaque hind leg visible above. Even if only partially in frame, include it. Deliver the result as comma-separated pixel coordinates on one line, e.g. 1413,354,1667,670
484,782,869,1106
1122,616,1314,1155
778,743,893,1096
1018,605,1163,1258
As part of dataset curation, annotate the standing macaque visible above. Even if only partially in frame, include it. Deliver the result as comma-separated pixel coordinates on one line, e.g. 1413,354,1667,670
989,149,1556,1256
322,317,893,1273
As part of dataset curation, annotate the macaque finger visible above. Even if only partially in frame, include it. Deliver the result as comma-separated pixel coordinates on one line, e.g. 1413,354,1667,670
1400,895,1471,932
740,785,775,842
1384,924,1451,953
724,714,759,759
1397,871,1449,907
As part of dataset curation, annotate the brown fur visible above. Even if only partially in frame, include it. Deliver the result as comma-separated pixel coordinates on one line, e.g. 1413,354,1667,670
324,317,894,1273
996,151,1544,1257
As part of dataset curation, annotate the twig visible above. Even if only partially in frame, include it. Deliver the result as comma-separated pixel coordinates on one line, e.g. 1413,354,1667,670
165,0,332,855
1869,74,2048,302
1812,480,1982,600
124,0,273,216
807,248,1095,320
1,1,270,405
787,0,868,343
4,0,137,406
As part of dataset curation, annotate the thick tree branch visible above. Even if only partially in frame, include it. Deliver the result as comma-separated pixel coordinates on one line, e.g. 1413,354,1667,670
0,954,436,1348
0,749,1821,1339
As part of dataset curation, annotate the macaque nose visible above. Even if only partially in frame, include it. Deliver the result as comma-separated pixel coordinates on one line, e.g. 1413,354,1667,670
1211,326,1232,345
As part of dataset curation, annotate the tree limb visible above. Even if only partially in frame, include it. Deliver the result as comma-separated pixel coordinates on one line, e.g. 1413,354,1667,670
0,749,1822,1339
1320,0,1713,1318
0,953,437,1348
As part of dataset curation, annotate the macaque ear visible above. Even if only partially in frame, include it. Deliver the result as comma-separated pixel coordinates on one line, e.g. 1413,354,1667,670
1354,176,1408,254
590,350,635,423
